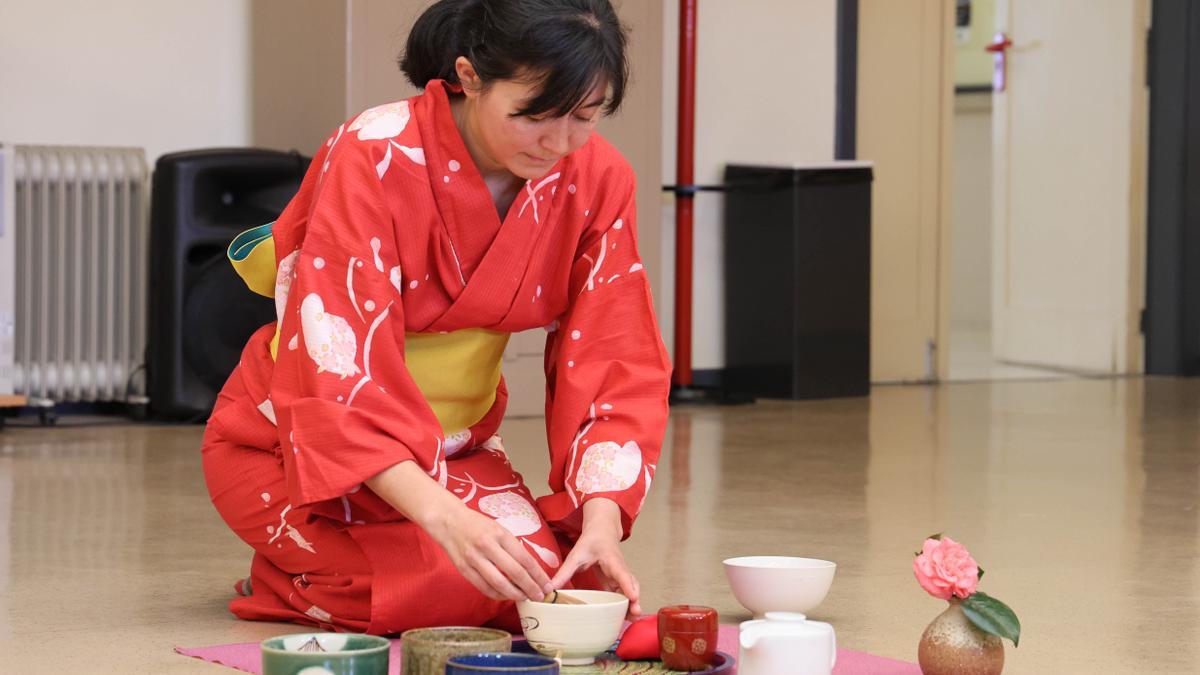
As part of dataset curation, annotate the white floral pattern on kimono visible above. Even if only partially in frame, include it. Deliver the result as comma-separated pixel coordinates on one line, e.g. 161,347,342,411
304,604,333,623
275,249,300,322
388,265,404,295
575,441,643,494
349,101,410,141
300,293,360,378
478,491,542,537
444,429,473,456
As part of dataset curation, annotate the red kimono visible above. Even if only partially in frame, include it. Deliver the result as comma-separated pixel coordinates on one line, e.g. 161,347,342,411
201,81,670,635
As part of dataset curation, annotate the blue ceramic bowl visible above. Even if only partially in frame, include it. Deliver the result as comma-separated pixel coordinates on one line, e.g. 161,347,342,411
444,652,560,674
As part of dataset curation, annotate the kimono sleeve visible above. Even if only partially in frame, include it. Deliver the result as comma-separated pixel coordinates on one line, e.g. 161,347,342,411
535,169,672,540
268,136,447,509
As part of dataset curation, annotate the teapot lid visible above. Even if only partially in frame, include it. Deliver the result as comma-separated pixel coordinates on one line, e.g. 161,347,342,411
744,611,833,639
763,612,808,623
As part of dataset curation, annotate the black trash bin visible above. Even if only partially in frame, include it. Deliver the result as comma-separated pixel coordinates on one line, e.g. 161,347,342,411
723,162,873,400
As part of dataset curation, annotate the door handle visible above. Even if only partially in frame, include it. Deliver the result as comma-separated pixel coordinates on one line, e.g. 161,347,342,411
985,32,1014,92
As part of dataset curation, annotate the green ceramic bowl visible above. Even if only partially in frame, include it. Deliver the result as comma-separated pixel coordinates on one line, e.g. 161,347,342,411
399,626,512,675
261,632,389,675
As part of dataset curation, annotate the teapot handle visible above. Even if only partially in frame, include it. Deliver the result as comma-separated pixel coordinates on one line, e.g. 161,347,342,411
830,629,837,669
739,619,766,650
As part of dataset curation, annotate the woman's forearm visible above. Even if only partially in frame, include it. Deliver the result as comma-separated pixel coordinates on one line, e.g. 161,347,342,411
366,462,625,547
364,460,465,534
581,497,624,541
366,459,553,601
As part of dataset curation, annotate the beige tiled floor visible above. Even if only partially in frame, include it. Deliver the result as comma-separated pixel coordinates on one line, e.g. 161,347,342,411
2,377,1198,672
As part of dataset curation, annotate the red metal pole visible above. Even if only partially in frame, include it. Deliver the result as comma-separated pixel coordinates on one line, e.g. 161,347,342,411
673,0,697,388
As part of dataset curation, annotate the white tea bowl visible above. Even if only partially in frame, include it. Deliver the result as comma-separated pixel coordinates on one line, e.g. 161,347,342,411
515,590,629,665
724,556,837,617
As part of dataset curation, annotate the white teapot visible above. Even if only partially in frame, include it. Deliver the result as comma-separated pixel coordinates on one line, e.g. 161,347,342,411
738,611,837,675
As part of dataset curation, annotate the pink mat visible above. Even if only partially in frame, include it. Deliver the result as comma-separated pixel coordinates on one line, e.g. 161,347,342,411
175,624,920,674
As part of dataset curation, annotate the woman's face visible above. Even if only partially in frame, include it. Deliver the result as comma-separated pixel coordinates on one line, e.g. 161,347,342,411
457,58,606,181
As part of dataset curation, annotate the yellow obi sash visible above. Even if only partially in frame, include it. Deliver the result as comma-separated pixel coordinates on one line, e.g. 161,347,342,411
228,223,509,434
229,223,285,358
405,329,509,434
228,222,278,297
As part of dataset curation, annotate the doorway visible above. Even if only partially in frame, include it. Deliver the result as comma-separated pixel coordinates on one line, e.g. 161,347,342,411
942,0,1149,381
945,0,1071,380
855,0,1149,383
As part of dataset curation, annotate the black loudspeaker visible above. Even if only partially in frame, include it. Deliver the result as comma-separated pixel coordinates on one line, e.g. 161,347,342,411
148,149,310,419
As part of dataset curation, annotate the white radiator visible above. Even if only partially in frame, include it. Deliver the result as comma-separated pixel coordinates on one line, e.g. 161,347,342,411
0,144,149,403
0,147,13,396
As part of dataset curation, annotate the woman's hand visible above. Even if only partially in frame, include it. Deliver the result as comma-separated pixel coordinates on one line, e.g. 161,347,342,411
424,504,553,602
548,498,642,616
365,461,550,603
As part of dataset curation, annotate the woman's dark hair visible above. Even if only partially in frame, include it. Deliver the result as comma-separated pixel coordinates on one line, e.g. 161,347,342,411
399,0,629,117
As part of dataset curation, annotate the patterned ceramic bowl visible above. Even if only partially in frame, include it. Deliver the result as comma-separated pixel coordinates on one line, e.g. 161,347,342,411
516,590,629,665
260,632,389,675
399,626,512,675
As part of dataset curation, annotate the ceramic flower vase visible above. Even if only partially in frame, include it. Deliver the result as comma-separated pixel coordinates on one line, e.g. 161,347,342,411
918,599,1003,675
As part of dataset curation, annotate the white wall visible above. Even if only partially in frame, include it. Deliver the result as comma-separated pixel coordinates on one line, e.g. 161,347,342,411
660,0,838,370
0,0,837,373
0,0,251,163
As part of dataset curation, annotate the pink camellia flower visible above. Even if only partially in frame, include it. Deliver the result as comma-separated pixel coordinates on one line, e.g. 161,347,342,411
913,536,980,600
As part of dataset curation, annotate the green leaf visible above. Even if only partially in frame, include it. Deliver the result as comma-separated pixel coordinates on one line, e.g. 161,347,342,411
917,533,944,555
977,565,985,581
961,592,1021,647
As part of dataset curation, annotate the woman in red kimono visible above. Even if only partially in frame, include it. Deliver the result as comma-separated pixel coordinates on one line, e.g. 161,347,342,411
201,0,670,636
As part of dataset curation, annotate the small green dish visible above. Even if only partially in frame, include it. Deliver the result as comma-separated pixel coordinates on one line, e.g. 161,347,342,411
261,632,389,675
